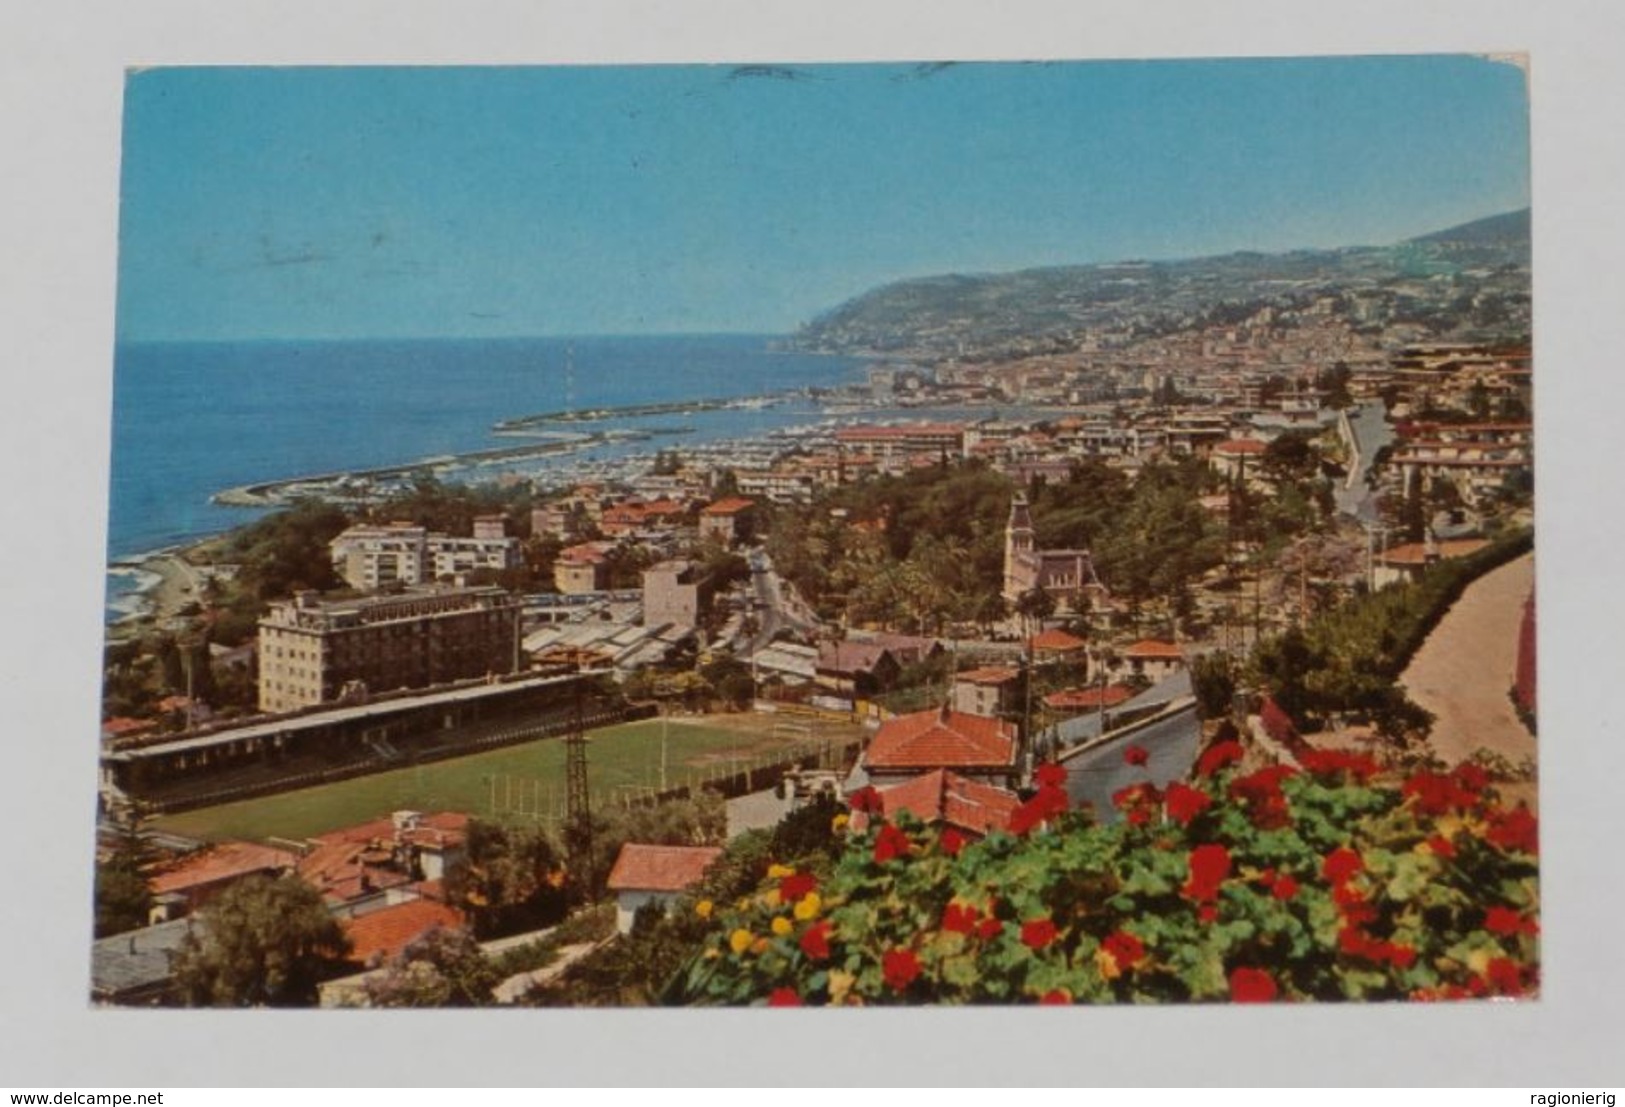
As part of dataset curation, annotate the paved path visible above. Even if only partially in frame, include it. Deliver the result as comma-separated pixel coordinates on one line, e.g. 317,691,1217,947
1399,552,1535,772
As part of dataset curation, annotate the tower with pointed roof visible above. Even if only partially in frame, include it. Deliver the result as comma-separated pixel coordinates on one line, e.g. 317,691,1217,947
1003,491,1036,602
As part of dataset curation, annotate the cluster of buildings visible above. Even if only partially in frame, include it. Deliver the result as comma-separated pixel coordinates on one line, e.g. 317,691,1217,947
93,810,472,1005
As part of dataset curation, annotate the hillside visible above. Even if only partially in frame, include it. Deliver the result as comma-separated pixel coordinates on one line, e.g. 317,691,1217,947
792,209,1531,358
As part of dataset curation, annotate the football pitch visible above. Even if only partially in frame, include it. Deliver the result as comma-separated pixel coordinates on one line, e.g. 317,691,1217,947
153,714,857,843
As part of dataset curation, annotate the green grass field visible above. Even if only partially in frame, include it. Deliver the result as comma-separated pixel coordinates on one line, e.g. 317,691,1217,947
153,714,858,843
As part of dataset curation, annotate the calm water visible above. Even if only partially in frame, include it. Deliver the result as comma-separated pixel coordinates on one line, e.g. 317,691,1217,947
104,335,864,613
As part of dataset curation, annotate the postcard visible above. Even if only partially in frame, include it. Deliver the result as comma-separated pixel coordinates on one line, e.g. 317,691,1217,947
89,57,1536,1010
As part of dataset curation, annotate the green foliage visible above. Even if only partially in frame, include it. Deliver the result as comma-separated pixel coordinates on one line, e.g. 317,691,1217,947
671,760,1539,1006
172,876,351,1007
224,499,352,601
1190,651,1238,721
445,820,569,939
363,926,499,1007
94,828,155,938
1250,530,1532,731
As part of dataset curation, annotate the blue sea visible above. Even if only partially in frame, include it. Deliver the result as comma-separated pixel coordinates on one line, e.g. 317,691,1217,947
105,335,866,616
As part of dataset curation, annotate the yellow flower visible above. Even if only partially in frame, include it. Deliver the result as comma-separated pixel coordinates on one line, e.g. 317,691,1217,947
794,892,822,921
729,928,754,955
771,916,793,937
695,899,714,919
1094,944,1122,981
828,969,857,1005
767,863,795,879
832,813,850,833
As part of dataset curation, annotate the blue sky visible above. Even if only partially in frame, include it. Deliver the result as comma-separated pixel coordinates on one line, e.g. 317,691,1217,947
115,56,1530,341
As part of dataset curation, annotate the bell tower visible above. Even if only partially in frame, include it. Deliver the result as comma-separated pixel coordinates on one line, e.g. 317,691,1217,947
1004,492,1035,603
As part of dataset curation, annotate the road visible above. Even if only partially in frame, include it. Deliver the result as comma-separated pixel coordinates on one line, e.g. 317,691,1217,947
1335,400,1396,523
744,548,823,655
1400,551,1535,774
1057,703,1202,822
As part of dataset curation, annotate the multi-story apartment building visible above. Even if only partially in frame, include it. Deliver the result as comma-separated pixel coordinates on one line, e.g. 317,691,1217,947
258,585,521,713
329,517,519,591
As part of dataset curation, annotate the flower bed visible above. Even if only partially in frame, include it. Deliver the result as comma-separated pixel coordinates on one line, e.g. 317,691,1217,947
671,749,1538,1005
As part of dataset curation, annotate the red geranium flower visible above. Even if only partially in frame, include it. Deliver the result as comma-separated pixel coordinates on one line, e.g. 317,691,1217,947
847,786,884,814
768,987,803,1007
1040,989,1072,1005
977,916,1005,942
1485,956,1524,996
1183,843,1232,902
882,948,921,992
1271,873,1300,901
1103,929,1146,970
779,870,817,902
940,827,968,857
1164,782,1212,826
1124,745,1150,767
1322,846,1364,886
942,902,980,935
1198,903,1219,924
1228,967,1279,1003
1402,771,1476,815
1035,761,1068,789
1196,740,1244,777
1426,834,1457,859
1453,761,1490,793
873,823,911,863
799,919,831,960
1112,782,1162,825
1011,784,1069,834
1020,917,1059,950
1484,906,1536,937
1486,805,1539,854
1300,748,1380,781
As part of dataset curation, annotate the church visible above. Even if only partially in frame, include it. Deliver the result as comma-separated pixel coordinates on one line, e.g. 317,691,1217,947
1001,491,1106,612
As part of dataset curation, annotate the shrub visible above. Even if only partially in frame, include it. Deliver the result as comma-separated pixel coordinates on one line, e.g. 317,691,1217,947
670,756,1538,1005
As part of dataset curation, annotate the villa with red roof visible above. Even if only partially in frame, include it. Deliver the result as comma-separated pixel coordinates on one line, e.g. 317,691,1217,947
850,769,1021,838
697,496,757,546
862,704,1019,787
342,898,465,968
606,843,724,934
1122,639,1187,683
951,666,1020,718
147,840,299,917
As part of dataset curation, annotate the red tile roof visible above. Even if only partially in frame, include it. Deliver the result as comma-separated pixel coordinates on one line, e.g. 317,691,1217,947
1029,628,1087,652
854,770,1020,836
1044,684,1134,710
1123,639,1184,660
343,899,464,966
101,717,156,739
954,666,1020,686
314,811,469,848
865,706,1017,771
148,841,298,897
1215,438,1267,455
606,844,724,893
1378,539,1490,567
701,497,756,516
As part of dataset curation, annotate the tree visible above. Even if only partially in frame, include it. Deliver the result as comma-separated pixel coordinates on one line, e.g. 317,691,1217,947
94,825,155,938
172,876,351,1006
444,820,569,939
1189,650,1238,722
363,927,498,1008
1015,586,1056,632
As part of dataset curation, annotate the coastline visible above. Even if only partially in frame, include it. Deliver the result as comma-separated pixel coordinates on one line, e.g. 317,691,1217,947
106,547,212,641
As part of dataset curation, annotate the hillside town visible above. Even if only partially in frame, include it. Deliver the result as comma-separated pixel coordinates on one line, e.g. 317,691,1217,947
93,283,1536,1005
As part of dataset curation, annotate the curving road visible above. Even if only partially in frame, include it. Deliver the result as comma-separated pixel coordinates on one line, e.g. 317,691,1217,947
1399,552,1535,772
